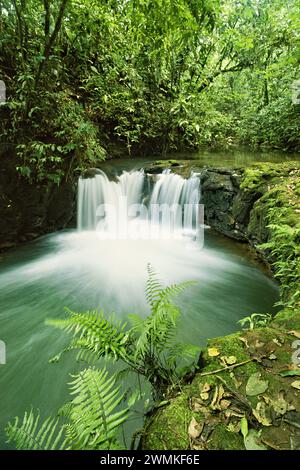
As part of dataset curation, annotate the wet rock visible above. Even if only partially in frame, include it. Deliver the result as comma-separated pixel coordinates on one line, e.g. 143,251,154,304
145,160,183,174
200,168,246,240
81,168,104,178
200,167,269,243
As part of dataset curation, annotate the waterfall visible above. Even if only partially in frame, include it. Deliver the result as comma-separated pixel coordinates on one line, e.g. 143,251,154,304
150,171,201,236
77,170,145,230
77,169,201,240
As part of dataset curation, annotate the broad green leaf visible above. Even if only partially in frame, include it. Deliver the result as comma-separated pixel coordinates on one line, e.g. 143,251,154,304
246,373,269,396
280,370,300,377
244,430,267,451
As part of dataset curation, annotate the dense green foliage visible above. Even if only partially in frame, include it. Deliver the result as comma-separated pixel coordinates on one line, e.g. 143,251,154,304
241,163,300,309
6,367,129,449
47,265,199,398
0,0,299,183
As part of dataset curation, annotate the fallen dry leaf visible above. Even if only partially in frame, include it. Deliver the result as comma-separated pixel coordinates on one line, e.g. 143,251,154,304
288,330,300,340
269,354,277,360
239,337,249,348
291,380,300,390
210,384,226,410
225,409,244,419
208,347,220,357
252,402,272,426
200,392,210,401
200,382,211,393
220,356,227,367
191,442,206,450
261,395,270,404
220,399,231,410
227,421,241,433
224,355,237,365
272,338,283,347
269,391,296,416
190,397,204,412
188,417,203,439
230,371,242,388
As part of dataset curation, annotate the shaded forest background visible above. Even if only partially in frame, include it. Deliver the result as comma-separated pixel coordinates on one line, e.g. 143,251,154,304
0,0,299,184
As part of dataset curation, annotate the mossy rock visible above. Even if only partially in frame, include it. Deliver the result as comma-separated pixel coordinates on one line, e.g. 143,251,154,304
143,161,300,451
143,325,300,450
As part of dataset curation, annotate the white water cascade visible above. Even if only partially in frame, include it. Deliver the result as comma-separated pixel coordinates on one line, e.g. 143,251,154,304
77,169,201,240
77,170,145,231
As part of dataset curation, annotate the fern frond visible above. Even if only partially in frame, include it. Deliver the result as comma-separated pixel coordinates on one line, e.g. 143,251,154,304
46,309,129,363
6,411,68,450
145,263,164,309
135,274,197,359
160,280,198,304
6,367,129,450
67,368,129,449
127,313,145,333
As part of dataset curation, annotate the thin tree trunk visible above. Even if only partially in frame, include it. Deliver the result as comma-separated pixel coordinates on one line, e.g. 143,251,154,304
12,0,25,62
34,0,69,88
263,78,269,106
43,0,50,40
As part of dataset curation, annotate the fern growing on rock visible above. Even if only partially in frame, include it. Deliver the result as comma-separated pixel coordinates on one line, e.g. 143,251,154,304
47,264,199,398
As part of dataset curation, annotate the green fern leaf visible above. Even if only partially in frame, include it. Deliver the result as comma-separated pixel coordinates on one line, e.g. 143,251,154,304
6,411,67,450
67,368,129,449
46,309,129,363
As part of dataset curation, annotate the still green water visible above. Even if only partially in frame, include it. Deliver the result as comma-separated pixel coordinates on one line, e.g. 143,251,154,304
101,147,300,176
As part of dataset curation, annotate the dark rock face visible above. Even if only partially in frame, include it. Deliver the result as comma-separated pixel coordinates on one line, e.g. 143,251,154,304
0,151,76,249
200,167,265,243
201,168,244,240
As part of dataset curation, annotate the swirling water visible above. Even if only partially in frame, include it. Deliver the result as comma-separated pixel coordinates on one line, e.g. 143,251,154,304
0,168,279,448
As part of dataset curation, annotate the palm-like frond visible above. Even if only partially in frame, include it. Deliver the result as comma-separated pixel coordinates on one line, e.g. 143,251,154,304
145,263,164,308
134,265,197,358
6,411,68,450
6,367,129,450
45,266,199,399
46,309,129,363
66,368,129,449
146,263,197,313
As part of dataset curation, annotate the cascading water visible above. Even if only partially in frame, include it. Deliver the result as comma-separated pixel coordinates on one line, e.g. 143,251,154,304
77,170,145,230
77,169,201,240
150,170,201,236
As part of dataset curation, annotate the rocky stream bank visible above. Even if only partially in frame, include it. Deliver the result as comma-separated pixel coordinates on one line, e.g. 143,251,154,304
142,160,300,451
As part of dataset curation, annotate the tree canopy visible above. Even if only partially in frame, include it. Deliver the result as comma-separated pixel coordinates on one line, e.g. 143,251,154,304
0,0,299,183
